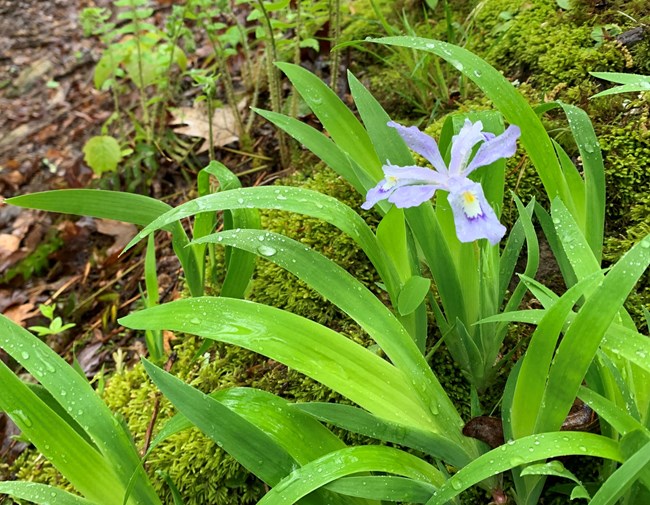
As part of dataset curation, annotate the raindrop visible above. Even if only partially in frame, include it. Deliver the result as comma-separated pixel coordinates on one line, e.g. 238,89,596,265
258,245,277,257
237,198,244,204
451,480,463,490
12,409,33,428
190,318,201,325
277,194,287,201
21,351,30,360
641,240,650,249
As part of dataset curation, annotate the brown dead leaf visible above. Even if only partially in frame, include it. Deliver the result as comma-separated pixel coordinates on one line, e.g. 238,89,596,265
170,102,243,152
0,234,21,259
3,302,38,326
95,219,138,257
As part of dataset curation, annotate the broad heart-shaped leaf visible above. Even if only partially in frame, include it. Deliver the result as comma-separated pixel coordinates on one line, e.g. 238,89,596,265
0,315,161,505
6,189,202,297
424,432,622,505
367,37,573,214
256,446,445,505
141,360,370,505
0,482,94,505
82,135,122,174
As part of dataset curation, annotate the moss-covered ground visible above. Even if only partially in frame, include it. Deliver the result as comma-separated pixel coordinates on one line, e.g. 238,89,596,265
8,0,650,503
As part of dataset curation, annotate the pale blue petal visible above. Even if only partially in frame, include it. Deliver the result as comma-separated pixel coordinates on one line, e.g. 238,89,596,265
383,164,447,186
465,125,521,175
387,121,448,173
447,180,506,245
388,185,438,208
362,179,393,209
449,120,486,175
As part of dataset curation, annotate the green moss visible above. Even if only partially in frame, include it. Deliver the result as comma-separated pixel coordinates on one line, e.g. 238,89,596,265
469,0,627,90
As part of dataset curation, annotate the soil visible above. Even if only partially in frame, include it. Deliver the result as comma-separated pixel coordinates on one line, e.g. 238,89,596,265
0,0,187,467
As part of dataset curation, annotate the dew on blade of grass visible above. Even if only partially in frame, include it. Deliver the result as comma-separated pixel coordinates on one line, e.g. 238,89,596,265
258,245,277,257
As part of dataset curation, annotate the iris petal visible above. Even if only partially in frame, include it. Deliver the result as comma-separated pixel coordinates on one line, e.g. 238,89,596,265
447,181,506,245
449,120,486,175
465,125,521,175
388,185,438,208
388,121,448,174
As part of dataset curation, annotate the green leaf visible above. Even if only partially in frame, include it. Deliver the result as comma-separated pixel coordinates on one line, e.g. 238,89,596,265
257,446,444,505
0,360,124,504
142,361,368,505
276,62,382,180
122,185,399,317
510,271,603,438
589,434,650,505
537,233,650,433
326,476,435,503
152,388,349,464
192,230,465,439
425,432,622,505
83,135,122,174
398,276,432,316
520,461,588,497
0,482,94,505
253,108,367,194
0,315,161,505
295,402,470,467
6,189,201,297
121,297,432,429
142,360,296,484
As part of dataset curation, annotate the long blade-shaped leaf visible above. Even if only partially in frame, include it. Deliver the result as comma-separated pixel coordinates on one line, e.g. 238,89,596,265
0,482,95,505
151,388,348,466
589,437,650,505
141,360,371,505
122,186,399,295
121,298,431,430
0,360,123,504
194,230,467,441
537,234,650,432
276,62,382,180
425,433,622,505
509,272,602,438
0,315,161,505
295,402,470,466
257,446,445,505
6,189,200,296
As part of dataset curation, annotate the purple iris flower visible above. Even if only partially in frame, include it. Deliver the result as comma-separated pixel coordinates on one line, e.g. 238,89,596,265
362,119,521,245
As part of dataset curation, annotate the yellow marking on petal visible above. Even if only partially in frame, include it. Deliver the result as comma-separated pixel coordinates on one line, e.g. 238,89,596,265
382,175,399,190
461,190,482,219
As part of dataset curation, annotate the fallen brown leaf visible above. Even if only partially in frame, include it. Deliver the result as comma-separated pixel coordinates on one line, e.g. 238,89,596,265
95,219,138,257
3,302,38,326
169,102,242,152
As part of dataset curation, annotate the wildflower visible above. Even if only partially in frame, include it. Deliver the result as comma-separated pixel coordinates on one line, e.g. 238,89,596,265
362,119,521,245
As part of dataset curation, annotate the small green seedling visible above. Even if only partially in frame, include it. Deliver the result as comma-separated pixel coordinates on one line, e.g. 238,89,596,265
28,304,76,337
